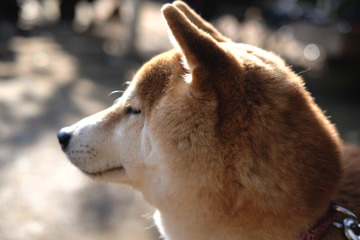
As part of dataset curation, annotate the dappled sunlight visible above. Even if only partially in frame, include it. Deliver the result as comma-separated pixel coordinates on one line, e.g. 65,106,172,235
8,36,78,82
0,17,156,240
215,8,329,71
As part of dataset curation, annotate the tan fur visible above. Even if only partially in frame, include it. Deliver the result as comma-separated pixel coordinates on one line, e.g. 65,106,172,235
60,2,360,240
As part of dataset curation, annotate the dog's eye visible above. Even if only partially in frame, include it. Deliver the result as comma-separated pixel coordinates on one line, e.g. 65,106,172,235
126,106,141,115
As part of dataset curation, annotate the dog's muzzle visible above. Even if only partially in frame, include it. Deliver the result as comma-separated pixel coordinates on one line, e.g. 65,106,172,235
57,128,72,151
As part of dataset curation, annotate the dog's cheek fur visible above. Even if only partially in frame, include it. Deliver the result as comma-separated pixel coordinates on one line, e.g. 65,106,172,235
140,66,222,194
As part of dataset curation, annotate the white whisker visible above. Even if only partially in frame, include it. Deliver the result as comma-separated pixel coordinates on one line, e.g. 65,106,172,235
113,98,121,105
297,68,311,76
121,81,131,87
107,90,124,98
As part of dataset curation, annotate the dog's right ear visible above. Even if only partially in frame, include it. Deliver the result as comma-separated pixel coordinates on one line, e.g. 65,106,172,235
162,4,232,98
172,1,230,43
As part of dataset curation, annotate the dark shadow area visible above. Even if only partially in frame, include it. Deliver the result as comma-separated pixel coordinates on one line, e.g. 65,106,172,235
0,0,19,62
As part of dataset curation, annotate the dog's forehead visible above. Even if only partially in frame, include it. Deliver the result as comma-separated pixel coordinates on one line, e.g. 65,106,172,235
132,50,183,111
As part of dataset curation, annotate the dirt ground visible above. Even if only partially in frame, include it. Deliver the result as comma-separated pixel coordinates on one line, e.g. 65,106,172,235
0,1,359,240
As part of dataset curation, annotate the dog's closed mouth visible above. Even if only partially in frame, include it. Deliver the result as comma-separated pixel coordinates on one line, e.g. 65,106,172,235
82,166,124,177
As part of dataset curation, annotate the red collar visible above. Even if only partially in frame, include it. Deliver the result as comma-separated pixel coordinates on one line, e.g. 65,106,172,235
300,207,336,240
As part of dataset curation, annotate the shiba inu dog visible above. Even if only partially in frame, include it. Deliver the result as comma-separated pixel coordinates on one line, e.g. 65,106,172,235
58,1,360,239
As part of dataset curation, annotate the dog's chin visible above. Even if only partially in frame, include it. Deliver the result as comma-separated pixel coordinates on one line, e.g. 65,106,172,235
81,166,128,183
82,166,124,176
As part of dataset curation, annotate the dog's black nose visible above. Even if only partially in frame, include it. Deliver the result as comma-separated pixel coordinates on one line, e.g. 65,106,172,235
58,128,72,151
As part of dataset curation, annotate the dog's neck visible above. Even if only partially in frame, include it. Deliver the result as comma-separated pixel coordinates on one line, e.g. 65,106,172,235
150,200,332,240
142,172,331,240
138,145,336,240
153,204,333,240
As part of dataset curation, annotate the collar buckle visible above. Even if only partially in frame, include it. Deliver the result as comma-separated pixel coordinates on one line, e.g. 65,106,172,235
333,205,360,240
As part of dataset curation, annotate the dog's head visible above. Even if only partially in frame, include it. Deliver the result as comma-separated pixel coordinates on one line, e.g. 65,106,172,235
59,1,342,229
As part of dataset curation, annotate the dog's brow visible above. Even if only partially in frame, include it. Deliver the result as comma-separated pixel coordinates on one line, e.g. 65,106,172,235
136,50,182,112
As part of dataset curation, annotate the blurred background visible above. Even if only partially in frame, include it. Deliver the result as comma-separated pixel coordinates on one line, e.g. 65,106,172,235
0,0,359,239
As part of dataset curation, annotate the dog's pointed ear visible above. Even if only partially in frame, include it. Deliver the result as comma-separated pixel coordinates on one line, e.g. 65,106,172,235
162,4,230,96
173,1,230,43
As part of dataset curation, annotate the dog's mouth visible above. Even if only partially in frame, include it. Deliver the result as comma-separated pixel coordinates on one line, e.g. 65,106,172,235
81,166,125,177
